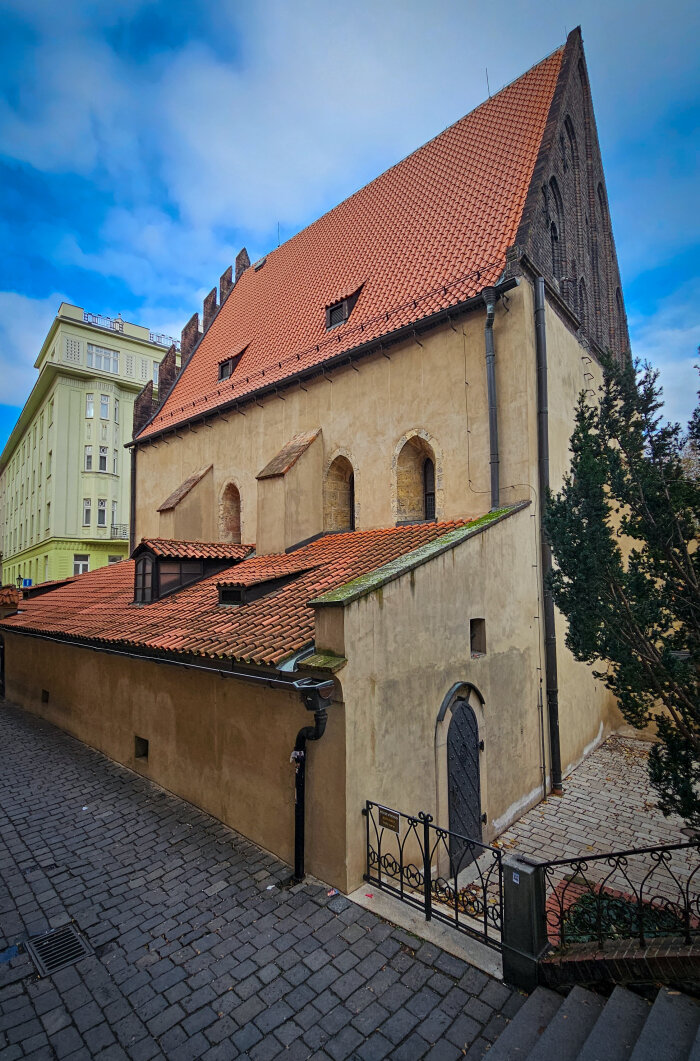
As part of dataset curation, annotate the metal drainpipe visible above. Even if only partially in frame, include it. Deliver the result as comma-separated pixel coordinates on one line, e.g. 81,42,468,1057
129,448,137,554
483,287,500,510
290,684,334,882
535,276,563,794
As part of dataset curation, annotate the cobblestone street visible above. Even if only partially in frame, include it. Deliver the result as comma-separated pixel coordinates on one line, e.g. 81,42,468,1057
0,701,521,1060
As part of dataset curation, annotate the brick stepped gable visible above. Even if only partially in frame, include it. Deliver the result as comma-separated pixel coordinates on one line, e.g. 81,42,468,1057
485,984,700,1061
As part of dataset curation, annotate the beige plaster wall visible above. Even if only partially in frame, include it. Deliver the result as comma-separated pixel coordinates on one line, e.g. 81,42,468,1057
134,286,540,544
2,633,348,889
158,466,215,541
256,433,324,554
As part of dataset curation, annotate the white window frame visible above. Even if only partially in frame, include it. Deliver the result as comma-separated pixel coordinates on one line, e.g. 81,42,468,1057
100,394,109,420
97,498,107,527
83,498,91,526
99,446,108,472
113,449,118,475
73,554,89,576
84,445,93,471
85,393,94,418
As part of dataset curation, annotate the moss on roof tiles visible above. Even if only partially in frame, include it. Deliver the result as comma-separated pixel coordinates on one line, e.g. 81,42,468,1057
310,505,526,607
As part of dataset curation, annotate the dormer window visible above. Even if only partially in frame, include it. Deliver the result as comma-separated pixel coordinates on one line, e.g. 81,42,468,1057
218,349,245,380
158,559,203,595
135,556,153,603
326,288,362,330
218,570,309,607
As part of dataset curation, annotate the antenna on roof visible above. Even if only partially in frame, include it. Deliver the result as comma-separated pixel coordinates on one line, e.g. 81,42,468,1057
485,67,491,98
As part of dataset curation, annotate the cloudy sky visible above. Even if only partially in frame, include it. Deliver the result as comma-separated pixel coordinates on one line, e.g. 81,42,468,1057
0,0,698,450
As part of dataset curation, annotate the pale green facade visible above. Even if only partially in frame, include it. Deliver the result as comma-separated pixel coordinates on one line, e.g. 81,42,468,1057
0,303,178,587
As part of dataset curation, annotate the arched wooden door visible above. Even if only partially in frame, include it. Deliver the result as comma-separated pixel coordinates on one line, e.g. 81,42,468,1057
447,697,482,870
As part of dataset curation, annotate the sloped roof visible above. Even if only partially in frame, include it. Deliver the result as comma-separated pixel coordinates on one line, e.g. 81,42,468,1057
257,429,321,480
136,46,564,441
0,518,509,667
157,465,212,512
136,538,254,561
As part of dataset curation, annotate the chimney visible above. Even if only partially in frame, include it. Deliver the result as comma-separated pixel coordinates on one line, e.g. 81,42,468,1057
203,287,218,332
220,265,233,305
132,380,156,438
181,312,201,362
235,247,251,282
157,343,179,400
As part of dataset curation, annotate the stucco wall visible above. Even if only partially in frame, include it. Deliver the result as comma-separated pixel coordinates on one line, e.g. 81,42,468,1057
2,633,348,890
134,287,542,545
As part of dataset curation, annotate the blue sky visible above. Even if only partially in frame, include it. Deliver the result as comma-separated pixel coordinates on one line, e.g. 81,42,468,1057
0,0,698,452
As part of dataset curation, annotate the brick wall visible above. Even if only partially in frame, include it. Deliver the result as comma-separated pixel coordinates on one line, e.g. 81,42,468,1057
516,30,629,360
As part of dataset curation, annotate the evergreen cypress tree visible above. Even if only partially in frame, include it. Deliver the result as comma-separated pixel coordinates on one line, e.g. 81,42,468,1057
544,357,700,827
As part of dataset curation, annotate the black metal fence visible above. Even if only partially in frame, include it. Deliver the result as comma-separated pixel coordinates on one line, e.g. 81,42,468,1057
363,800,503,950
542,840,700,950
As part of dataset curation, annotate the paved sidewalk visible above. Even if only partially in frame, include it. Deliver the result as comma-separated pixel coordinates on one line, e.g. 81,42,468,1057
495,735,687,861
0,700,521,1061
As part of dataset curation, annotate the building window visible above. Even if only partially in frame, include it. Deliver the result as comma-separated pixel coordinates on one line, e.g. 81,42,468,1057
99,446,108,472
423,458,435,520
114,398,119,424
108,555,122,564
73,554,89,575
112,500,118,527
100,394,109,420
83,498,91,526
158,560,202,596
153,362,159,387
134,556,153,603
46,502,50,530
97,499,107,527
218,352,244,381
84,446,93,471
470,618,486,656
134,735,149,760
396,435,437,523
325,289,362,330
323,456,355,532
86,393,94,418
113,449,118,474
87,343,119,373
219,482,242,542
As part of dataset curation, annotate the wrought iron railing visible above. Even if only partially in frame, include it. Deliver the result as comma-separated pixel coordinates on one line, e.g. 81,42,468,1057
363,800,503,949
542,840,700,950
110,524,128,539
84,311,123,333
149,332,180,350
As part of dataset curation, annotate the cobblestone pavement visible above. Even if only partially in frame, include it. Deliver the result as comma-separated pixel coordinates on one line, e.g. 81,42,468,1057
0,701,522,1061
495,735,687,861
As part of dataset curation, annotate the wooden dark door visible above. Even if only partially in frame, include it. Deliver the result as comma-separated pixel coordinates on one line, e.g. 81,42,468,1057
447,698,482,871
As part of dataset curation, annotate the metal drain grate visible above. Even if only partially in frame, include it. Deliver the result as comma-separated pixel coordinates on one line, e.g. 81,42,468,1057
25,924,92,977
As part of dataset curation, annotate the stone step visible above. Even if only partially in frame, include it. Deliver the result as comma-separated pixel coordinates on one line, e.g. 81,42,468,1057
484,986,562,1060
629,988,700,1061
527,984,605,1061
577,985,651,1061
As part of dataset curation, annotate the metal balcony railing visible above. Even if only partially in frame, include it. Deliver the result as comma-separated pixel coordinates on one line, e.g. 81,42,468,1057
110,524,128,539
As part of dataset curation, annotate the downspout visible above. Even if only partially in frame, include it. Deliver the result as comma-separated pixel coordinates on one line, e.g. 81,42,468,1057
535,277,563,795
129,447,137,554
290,683,334,881
483,287,500,509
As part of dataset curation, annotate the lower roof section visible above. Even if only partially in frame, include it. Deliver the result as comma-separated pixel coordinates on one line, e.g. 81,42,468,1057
0,507,525,668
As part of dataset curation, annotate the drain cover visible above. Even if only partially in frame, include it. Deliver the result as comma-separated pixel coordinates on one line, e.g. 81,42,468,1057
25,924,92,977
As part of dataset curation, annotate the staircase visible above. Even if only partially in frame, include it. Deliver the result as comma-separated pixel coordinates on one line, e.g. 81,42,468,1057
486,984,700,1061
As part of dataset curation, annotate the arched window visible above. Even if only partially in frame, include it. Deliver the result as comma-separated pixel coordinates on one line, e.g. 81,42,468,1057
396,436,436,522
549,178,565,280
324,456,355,532
550,222,562,279
135,556,153,603
219,482,241,543
423,458,435,520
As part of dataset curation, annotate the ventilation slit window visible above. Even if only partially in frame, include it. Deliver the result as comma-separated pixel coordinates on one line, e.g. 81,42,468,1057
470,618,486,656
325,288,362,330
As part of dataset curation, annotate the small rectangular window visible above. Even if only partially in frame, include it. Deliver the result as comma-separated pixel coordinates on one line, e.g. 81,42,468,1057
83,498,91,526
470,618,486,656
153,361,159,387
85,393,94,418
97,499,107,527
84,445,93,471
73,554,89,575
108,555,121,564
100,394,109,419
134,735,149,760
114,398,119,424
41,689,50,704
112,500,118,526
113,449,118,474
99,446,108,472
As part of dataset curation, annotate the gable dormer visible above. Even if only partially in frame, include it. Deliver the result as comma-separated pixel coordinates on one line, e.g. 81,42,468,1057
132,538,253,604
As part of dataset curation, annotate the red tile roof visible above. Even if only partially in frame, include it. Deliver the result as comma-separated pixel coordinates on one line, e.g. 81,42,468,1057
137,538,254,561
137,48,563,440
2,521,473,666
0,586,20,608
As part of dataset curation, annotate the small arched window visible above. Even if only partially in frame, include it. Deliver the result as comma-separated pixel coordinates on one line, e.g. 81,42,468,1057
396,436,437,522
324,456,355,532
578,278,588,330
135,556,153,603
423,458,435,520
220,482,241,543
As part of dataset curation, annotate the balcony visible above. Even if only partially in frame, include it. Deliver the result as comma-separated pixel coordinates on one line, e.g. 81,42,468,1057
110,524,129,539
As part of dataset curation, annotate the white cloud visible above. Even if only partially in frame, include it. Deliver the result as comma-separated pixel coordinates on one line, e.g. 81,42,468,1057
0,291,68,407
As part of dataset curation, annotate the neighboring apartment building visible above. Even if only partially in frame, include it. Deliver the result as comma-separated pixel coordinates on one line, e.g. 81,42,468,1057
0,303,179,586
